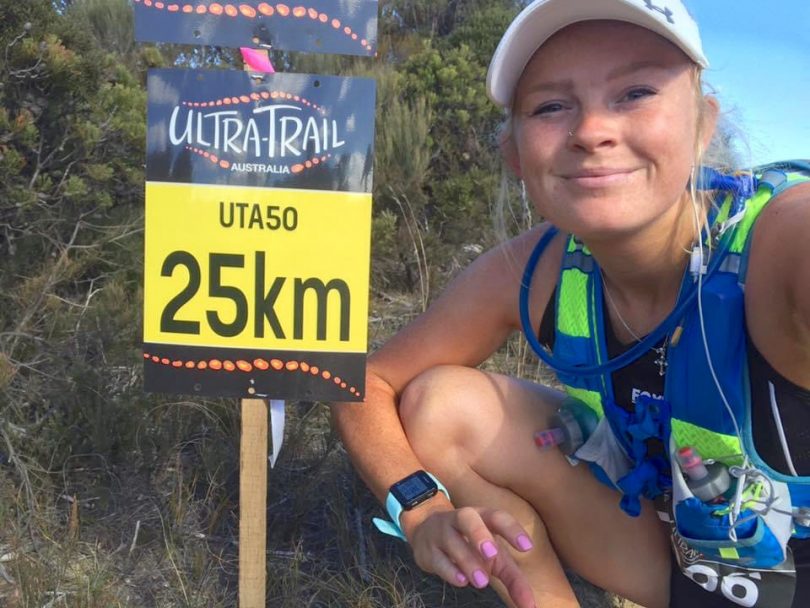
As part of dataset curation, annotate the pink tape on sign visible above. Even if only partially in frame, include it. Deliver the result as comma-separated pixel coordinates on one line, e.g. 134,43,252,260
240,47,275,73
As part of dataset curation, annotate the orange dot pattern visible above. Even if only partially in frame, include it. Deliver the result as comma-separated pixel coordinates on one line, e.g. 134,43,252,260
143,351,362,397
134,1,374,53
290,153,331,174
186,145,232,169
182,90,326,115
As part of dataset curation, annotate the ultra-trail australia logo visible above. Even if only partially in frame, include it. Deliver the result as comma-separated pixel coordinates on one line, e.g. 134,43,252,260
147,70,376,193
171,88,342,176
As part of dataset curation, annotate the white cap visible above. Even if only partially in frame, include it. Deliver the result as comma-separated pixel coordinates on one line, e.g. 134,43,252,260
487,0,708,108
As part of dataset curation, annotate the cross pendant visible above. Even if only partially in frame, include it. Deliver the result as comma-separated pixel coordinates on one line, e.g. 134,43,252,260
654,346,668,376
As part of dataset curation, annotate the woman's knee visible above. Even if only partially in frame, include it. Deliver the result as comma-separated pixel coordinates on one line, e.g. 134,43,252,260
399,365,499,460
400,365,473,434
399,365,554,471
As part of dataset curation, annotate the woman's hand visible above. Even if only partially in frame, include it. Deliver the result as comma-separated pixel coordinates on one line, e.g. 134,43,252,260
402,499,537,608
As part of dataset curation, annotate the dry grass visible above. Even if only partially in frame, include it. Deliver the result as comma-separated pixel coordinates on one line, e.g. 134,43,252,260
0,292,631,607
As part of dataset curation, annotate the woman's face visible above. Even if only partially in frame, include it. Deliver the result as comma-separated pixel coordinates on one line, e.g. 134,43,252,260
510,20,716,239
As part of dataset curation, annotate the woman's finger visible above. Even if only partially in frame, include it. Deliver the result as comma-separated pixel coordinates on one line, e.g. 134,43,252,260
439,524,493,589
410,512,479,587
454,506,503,563
481,508,534,553
426,547,470,588
491,554,537,608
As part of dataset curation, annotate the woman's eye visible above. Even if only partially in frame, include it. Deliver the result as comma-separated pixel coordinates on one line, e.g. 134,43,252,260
532,102,565,116
622,87,656,102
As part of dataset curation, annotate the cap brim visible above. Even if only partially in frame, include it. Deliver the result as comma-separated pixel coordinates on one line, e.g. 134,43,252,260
487,0,708,108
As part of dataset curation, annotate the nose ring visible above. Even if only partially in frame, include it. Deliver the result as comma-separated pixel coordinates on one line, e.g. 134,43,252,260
568,130,574,138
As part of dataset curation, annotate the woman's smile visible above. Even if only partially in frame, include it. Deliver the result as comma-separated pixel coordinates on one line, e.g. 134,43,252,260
560,167,640,189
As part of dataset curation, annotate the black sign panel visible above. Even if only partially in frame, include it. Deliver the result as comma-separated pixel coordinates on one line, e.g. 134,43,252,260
133,0,378,57
147,68,375,193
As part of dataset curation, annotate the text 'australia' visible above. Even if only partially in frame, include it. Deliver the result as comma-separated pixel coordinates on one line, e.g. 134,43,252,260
169,104,346,159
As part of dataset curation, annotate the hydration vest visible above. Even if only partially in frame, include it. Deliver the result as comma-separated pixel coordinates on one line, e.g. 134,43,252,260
542,163,810,532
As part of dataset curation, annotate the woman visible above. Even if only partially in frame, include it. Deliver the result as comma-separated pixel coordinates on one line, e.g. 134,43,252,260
332,1,810,606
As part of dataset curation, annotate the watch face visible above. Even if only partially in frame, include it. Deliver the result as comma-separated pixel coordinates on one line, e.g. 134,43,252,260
391,471,438,510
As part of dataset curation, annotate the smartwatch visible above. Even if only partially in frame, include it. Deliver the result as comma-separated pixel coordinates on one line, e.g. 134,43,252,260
372,470,450,541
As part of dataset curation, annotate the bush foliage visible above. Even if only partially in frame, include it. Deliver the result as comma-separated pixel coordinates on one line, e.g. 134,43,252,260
0,1,619,606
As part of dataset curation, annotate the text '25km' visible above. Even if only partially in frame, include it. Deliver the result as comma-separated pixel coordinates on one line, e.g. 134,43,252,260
159,251,351,341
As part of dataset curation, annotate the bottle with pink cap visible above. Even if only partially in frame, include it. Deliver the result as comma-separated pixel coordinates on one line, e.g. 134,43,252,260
676,446,732,503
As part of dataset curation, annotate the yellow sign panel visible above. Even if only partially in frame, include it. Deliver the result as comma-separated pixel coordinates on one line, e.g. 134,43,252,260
144,182,370,353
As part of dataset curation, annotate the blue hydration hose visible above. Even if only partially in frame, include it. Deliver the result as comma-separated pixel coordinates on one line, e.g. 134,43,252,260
518,168,756,377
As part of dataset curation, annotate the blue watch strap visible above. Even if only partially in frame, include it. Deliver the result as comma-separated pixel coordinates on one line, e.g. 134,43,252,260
372,472,450,542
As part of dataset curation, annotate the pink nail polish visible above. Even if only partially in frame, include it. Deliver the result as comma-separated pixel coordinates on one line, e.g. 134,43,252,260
517,534,534,551
481,540,498,559
473,569,489,588
455,572,468,585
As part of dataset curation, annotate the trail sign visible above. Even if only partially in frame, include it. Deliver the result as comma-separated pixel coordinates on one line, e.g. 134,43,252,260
133,0,378,57
143,68,374,401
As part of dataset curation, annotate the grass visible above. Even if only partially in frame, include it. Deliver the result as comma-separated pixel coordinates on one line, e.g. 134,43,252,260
0,291,629,607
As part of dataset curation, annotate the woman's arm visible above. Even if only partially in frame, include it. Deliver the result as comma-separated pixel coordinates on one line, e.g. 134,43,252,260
332,223,559,506
745,181,810,388
330,224,562,605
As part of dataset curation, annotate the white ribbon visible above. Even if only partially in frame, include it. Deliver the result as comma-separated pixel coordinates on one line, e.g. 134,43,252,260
269,399,285,469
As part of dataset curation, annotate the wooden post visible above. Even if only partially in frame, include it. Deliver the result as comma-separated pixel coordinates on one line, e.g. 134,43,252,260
239,398,267,607
239,50,273,608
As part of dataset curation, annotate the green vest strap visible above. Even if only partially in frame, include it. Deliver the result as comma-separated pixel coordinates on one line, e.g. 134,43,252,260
564,386,604,419
558,268,591,338
670,418,744,466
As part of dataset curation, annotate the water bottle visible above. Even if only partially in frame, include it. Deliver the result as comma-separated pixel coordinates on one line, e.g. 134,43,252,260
676,446,732,503
534,398,599,456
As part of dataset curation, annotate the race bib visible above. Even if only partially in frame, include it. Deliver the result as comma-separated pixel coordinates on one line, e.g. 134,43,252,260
658,493,797,607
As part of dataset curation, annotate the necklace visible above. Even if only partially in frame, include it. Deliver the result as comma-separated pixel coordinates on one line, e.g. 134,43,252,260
600,269,669,376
